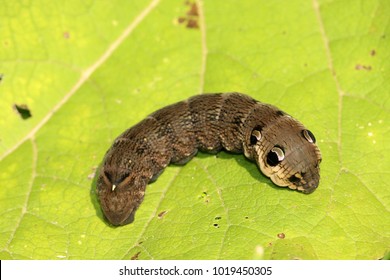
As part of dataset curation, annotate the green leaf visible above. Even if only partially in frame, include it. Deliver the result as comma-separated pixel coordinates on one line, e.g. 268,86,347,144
0,0,389,260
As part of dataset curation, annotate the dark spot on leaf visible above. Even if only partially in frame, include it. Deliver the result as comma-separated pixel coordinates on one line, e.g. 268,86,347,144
198,191,207,198
13,104,32,120
355,64,372,71
213,223,219,228
186,19,199,29
131,251,141,260
177,17,186,24
244,216,249,219
186,1,199,16
158,210,168,219
177,1,199,29
198,191,210,204
0,74,3,82
214,216,221,220
370,49,376,56
63,31,70,39
277,233,285,239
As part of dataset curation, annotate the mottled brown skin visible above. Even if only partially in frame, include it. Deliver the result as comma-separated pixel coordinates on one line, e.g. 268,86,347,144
97,93,322,226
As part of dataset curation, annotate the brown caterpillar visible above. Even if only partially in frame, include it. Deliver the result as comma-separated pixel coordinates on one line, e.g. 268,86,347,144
97,93,322,226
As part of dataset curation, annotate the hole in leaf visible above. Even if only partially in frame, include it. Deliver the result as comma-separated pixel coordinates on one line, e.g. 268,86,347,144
13,104,32,120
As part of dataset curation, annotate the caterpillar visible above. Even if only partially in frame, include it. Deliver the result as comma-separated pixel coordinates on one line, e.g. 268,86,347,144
97,93,322,226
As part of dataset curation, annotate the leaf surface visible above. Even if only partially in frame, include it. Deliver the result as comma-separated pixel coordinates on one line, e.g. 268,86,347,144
0,0,389,259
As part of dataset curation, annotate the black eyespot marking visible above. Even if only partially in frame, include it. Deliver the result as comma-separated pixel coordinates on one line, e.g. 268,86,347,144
266,151,279,166
266,146,285,166
302,129,316,143
250,128,262,145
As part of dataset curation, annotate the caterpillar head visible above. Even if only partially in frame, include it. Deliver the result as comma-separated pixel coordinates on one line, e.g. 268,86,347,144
96,159,145,226
247,117,322,194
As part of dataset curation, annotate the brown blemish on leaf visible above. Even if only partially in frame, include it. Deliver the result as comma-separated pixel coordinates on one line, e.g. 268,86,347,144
370,49,376,56
0,74,3,82
186,19,199,29
177,1,199,29
158,210,168,219
187,1,199,16
131,251,141,260
277,233,286,239
355,64,372,71
63,31,70,39
198,191,210,204
88,167,97,180
177,17,186,24
13,104,32,120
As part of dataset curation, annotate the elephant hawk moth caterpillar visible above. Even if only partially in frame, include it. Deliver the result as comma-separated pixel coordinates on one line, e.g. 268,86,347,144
97,93,322,226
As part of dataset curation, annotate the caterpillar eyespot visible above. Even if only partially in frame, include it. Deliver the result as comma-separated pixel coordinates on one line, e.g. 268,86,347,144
250,128,262,145
97,92,322,226
267,146,285,166
302,129,316,143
